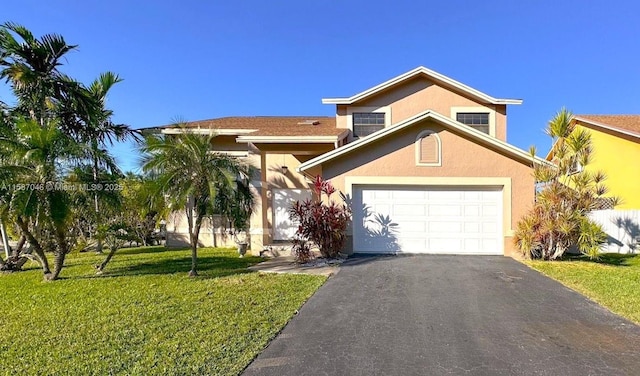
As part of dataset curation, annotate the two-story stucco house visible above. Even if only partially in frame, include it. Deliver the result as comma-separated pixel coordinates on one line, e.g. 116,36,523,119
160,67,547,256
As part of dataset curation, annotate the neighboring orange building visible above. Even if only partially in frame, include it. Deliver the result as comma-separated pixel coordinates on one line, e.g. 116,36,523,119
159,67,548,256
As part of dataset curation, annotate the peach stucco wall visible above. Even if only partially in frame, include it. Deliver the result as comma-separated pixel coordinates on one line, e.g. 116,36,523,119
336,76,508,141
322,119,534,256
248,146,331,253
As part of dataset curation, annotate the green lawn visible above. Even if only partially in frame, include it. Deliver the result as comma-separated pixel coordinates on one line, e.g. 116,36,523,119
0,247,326,375
526,254,640,324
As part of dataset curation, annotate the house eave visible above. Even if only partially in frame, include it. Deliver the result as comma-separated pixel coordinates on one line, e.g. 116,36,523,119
236,132,348,144
298,110,550,172
573,116,640,140
161,128,256,136
321,66,523,106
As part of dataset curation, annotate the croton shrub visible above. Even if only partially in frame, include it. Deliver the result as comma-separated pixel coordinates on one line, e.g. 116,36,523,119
288,176,351,262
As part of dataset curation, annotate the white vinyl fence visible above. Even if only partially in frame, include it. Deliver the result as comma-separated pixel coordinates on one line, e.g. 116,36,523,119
589,210,640,254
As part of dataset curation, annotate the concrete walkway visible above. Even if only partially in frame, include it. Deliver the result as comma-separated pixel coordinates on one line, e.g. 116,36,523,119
248,256,340,277
244,255,640,376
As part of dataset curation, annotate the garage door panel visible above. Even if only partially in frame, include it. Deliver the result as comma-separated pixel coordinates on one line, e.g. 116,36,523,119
400,221,427,232
394,190,426,200
428,190,463,200
428,205,462,216
353,185,503,255
428,222,462,233
400,237,428,249
464,222,480,233
483,205,499,216
483,222,498,233
464,191,482,199
394,204,423,216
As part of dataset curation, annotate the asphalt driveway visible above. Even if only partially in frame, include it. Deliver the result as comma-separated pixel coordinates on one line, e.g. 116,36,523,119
243,255,640,376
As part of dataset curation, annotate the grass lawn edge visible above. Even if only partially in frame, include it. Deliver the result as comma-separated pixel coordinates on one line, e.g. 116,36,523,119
519,254,640,326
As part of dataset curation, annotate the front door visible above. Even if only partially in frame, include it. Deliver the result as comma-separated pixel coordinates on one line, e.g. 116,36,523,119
273,189,312,241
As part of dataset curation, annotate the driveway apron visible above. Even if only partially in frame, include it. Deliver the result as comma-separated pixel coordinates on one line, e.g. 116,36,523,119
243,255,640,375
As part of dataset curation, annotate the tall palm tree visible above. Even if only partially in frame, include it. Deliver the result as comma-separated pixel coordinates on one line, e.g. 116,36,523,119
140,129,254,276
0,22,95,130
80,72,140,252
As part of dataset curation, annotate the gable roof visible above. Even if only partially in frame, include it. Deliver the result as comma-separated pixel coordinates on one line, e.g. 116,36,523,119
321,66,523,106
574,115,640,140
159,116,346,140
298,110,549,172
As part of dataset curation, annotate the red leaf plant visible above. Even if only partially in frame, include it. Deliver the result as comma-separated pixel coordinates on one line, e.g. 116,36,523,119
288,176,351,262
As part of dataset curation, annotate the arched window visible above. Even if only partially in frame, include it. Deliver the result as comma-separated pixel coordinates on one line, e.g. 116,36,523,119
415,130,441,166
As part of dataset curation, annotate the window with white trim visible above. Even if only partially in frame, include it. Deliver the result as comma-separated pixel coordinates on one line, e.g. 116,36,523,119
352,112,386,137
456,112,490,134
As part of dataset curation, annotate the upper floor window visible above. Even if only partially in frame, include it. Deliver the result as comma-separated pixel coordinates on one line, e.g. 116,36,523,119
353,112,386,137
456,112,490,134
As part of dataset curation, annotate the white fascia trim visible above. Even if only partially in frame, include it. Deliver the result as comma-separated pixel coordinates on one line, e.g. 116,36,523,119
161,128,256,136
574,116,640,140
235,135,344,144
207,150,249,157
298,110,551,172
321,66,523,106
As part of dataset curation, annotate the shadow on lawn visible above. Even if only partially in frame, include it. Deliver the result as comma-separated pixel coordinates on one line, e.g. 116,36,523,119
117,246,171,256
568,253,638,267
83,253,264,279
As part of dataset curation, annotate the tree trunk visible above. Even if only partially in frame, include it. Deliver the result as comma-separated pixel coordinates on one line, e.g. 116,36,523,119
12,235,26,258
93,155,103,254
16,217,51,276
96,245,118,274
188,215,203,277
48,224,70,280
188,240,198,277
48,251,67,281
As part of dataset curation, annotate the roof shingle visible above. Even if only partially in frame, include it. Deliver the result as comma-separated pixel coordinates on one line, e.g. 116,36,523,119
576,115,640,136
163,116,342,137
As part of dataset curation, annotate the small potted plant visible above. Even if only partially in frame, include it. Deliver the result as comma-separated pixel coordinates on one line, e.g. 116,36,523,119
229,194,252,258
218,173,254,258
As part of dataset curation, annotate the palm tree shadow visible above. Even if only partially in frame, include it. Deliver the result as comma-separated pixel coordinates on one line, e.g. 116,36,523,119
358,204,401,253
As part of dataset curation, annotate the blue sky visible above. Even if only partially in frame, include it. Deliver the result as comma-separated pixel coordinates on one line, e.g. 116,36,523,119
2,1,640,172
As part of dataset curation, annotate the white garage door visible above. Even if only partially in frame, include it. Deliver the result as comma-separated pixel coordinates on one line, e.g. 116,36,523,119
353,186,503,254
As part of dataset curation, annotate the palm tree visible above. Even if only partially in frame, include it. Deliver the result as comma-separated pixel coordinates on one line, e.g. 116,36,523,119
0,117,85,279
515,108,617,260
140,129,254,276
1,23,134,277
0,22,95,130
80,72,140,252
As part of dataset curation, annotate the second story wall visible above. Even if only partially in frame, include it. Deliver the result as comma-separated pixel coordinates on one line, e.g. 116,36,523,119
335,76,507,142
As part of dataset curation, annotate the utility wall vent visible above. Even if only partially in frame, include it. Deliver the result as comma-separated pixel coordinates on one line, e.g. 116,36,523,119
297,120,320,125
